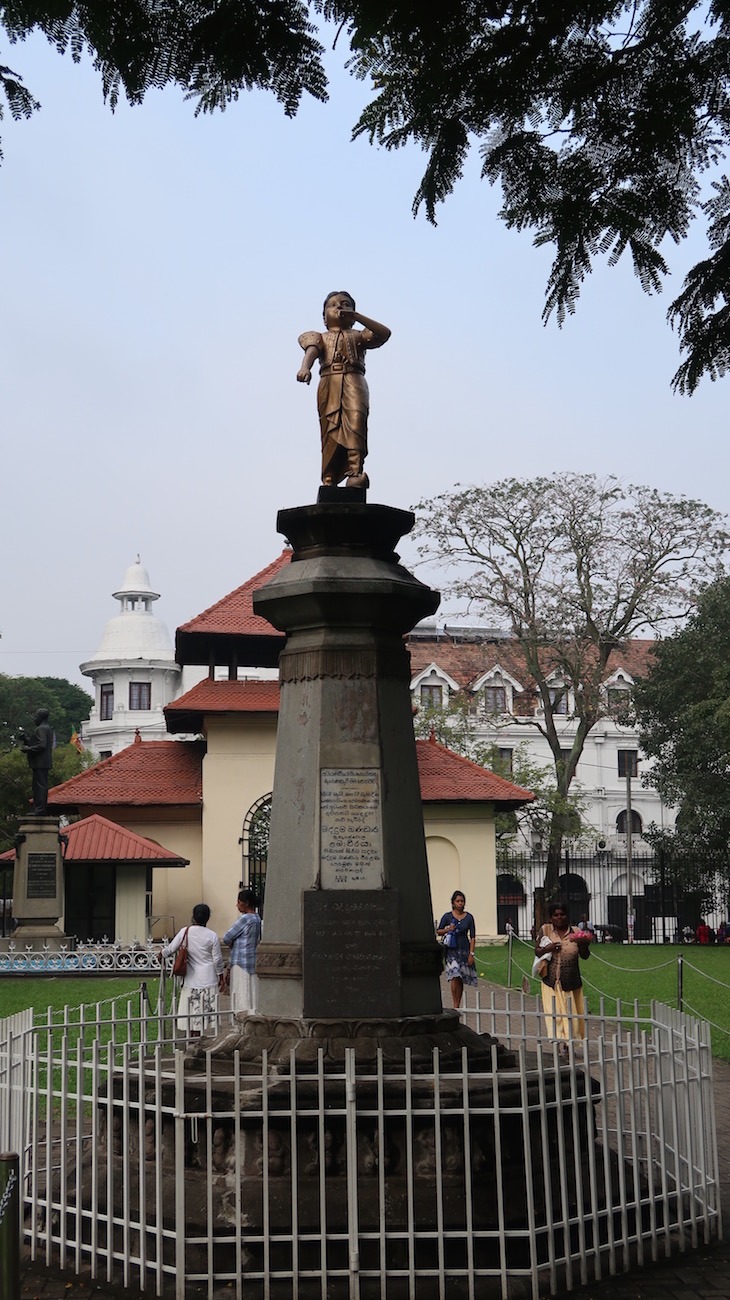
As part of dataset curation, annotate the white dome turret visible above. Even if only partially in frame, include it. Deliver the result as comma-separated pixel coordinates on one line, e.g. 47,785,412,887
84,556,174,664
79,557,182,757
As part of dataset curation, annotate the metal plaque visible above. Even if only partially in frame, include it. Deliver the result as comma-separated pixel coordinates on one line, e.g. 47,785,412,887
26,853,58,900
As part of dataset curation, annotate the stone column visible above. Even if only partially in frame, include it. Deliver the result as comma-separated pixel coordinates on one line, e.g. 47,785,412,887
252,503,442,1020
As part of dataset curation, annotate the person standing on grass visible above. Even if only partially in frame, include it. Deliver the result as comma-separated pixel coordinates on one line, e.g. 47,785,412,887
224,889,262,1014
536,900,590,1056
437,891,477,1010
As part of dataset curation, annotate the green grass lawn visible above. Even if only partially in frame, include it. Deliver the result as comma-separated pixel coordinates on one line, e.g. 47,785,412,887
0,977,152,1022
475,939,730,1059
0,978,173,1115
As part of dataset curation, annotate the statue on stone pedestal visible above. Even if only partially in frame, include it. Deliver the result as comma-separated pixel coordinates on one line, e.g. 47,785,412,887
297,291,391,490
20,708,53,815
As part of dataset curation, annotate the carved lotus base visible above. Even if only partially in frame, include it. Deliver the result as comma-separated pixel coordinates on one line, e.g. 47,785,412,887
185,1009,515,1072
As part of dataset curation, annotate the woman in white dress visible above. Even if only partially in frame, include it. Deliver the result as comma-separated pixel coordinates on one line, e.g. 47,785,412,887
163,903,224,1036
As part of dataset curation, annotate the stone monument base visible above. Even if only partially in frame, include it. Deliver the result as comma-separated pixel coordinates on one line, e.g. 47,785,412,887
11,816,66,939
88,1018,599,1300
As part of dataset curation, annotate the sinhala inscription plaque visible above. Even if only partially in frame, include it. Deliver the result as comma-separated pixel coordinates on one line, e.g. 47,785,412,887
26,853,58,900
303,890,400,1017
320,768,383,889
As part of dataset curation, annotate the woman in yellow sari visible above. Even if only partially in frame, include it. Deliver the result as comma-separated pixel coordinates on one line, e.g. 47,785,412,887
536,900,591,1054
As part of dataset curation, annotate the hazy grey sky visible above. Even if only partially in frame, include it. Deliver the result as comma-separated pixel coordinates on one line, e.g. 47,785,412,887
2,30,727,691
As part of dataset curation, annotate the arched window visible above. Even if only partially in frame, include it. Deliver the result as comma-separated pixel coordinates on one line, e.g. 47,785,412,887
241,794,272,913
553,872,590,924
616,810,643,835
497,873,525,934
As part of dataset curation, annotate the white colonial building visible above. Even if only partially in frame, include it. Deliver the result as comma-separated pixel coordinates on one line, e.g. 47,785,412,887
80,558,182,758
408,621,673,856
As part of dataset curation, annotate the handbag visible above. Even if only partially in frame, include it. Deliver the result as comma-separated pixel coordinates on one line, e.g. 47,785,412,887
172,927,189,977
443,929,456,948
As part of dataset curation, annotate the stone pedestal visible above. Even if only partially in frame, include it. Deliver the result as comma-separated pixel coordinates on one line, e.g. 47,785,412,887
10,816,66,943
252,503,442,1021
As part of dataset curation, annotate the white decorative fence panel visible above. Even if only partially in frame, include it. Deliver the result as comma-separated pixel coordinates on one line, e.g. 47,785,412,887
0,990,722,1299
0,1007,33,1160
0,938,167,974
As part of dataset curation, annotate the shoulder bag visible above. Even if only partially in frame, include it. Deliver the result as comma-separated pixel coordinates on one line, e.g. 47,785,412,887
172,927,189,978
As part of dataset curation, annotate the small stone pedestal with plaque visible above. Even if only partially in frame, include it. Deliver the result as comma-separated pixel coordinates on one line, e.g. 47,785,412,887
4,815,67,948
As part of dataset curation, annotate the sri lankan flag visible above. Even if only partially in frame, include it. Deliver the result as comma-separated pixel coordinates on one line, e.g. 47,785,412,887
70,728,84,754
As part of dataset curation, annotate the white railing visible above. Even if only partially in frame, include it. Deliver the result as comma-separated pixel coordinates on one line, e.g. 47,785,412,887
0,988,722,1299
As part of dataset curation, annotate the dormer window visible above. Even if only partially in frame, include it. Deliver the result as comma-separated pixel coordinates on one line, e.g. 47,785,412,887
420,684,443,708
604,670,634,719
548,687,568,715
607,687,630,715
485,685,506,714
411,663,459,709
470,665,522,716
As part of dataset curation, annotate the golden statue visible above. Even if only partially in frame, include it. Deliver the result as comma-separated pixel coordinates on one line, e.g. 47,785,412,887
297,291,391,489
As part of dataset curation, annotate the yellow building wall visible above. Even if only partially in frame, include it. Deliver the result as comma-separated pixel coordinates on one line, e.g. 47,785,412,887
200,716,278,939
113,813,203,940
115,865,148,944
423,805,498,940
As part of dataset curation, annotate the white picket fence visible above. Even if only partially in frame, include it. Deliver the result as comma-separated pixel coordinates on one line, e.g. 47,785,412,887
0,988,722,1299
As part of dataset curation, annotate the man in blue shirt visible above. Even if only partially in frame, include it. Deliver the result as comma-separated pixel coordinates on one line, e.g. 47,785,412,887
224,889,262,1014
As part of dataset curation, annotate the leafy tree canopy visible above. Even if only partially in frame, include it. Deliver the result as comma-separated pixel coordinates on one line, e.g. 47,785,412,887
637,575,730,865
0,673,92,750
0,740,95,852
2,1,729,389
413,473,728,897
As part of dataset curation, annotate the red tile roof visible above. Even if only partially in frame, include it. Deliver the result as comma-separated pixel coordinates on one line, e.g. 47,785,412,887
177,551,291,638
416,737,534,805
48,740,204,810
0,813,188,864
45,732,527,815
165,678,280,721
408,635,657,711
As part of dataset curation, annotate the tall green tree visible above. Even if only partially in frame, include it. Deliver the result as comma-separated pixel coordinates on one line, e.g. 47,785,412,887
636,575,730,868
1,1,729,388
0,674,92,750
0,740,95,851
413,473,728,900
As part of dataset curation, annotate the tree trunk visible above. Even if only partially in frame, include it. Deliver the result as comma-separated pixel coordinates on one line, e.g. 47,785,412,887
536,806,570,929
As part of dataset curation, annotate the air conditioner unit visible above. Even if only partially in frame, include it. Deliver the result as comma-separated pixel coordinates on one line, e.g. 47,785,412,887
596,838,608,852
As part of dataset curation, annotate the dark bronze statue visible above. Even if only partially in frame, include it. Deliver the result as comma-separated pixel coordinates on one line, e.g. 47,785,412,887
21,708,54,815
297,291,391,489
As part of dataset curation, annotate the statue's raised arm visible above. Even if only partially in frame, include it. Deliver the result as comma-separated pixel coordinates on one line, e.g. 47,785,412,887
297,291,391,491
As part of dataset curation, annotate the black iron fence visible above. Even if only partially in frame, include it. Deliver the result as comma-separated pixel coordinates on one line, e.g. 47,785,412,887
497,849,707,941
